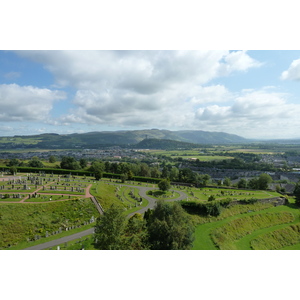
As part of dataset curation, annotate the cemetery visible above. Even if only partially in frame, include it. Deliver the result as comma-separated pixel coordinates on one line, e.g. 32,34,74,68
0,171,92,202
0,171,100,249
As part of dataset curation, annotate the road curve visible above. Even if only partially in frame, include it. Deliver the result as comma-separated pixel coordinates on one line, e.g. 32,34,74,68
24,183,188,250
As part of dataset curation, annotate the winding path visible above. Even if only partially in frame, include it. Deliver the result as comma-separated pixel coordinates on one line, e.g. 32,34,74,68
24,182,188,250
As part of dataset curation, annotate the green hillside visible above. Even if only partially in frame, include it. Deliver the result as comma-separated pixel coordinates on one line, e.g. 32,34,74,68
0,129,248,150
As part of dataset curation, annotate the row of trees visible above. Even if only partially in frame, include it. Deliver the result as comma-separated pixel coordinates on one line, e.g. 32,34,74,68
237,173,273,190
6,156,274,191
94,200,195,250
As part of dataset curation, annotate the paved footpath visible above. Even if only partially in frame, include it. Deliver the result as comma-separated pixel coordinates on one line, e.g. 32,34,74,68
25,228,95,250
24,183,188,250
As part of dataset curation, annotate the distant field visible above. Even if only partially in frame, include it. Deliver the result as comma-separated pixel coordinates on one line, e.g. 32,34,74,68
142,149,234,161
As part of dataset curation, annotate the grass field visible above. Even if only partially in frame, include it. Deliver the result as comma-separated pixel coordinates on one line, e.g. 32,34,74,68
180,186,281,202
0,199,99,249
192,201,300,250
142,149,234,161
90,182,149,214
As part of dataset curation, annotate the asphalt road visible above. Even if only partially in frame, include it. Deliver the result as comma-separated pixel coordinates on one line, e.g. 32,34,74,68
24,183,188,250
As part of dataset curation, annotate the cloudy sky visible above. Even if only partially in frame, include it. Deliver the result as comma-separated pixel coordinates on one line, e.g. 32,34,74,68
1,50,300,139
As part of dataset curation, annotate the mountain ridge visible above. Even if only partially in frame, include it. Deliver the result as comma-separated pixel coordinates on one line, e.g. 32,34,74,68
0,129,248,149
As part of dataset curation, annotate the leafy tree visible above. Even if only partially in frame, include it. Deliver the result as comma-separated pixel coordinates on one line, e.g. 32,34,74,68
169,167,179,181
197,174,211,186
7,158,21,167
223,177,231,187
79,158,88,169
49,155,56,163
238,178,247,189
94,205,127,250
120,173,128,183
123,214,149,250
206,202,222,216
208,195,216,202
146,200,194,250
89,161,105,180
9,166,17,175
258,173,272,190
127,170,134,180
150,167,161,178
158,179,171,192
248,177,259,189
60,156,81,170
28,157,44,168
178,168,196,183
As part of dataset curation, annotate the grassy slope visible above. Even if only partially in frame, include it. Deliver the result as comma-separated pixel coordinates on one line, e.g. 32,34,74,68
90,182,149,215
192,203,300,250
0,199,99,249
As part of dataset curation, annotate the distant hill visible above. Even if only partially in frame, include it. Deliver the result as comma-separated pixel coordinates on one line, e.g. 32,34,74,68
0,129,248,150
133,138,202,150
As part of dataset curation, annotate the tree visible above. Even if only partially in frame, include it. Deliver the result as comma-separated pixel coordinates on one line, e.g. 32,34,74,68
28,157,44,168
223,177,231,187
60,156,81,170
258,173,272,190
197,174,211,186
123,213,149,250
94,205,127,250
79,158,88,169
208,195,216,201
89,161,105,180
169,167,179,181
9,166,17,175
238,178,247,189
49,155,56,163
158,179,171,192
120,173,128,183
248,177,259,189
146,200,194,250
7,158,21,167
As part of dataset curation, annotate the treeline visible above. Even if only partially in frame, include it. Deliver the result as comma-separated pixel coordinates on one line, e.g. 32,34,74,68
4,156,276,190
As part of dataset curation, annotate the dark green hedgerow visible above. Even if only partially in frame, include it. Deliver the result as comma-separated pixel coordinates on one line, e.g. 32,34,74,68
180,199,231,217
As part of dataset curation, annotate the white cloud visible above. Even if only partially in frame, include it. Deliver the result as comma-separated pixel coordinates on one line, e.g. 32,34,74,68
0,84,66,122
281,58,300,81
194,89,300,138
223,50,262,73
190,85,231,104
16,50,262,129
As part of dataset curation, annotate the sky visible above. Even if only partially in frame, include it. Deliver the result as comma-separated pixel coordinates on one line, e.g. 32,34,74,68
2,1,300,299
1,50,300,139
0,50,300,139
